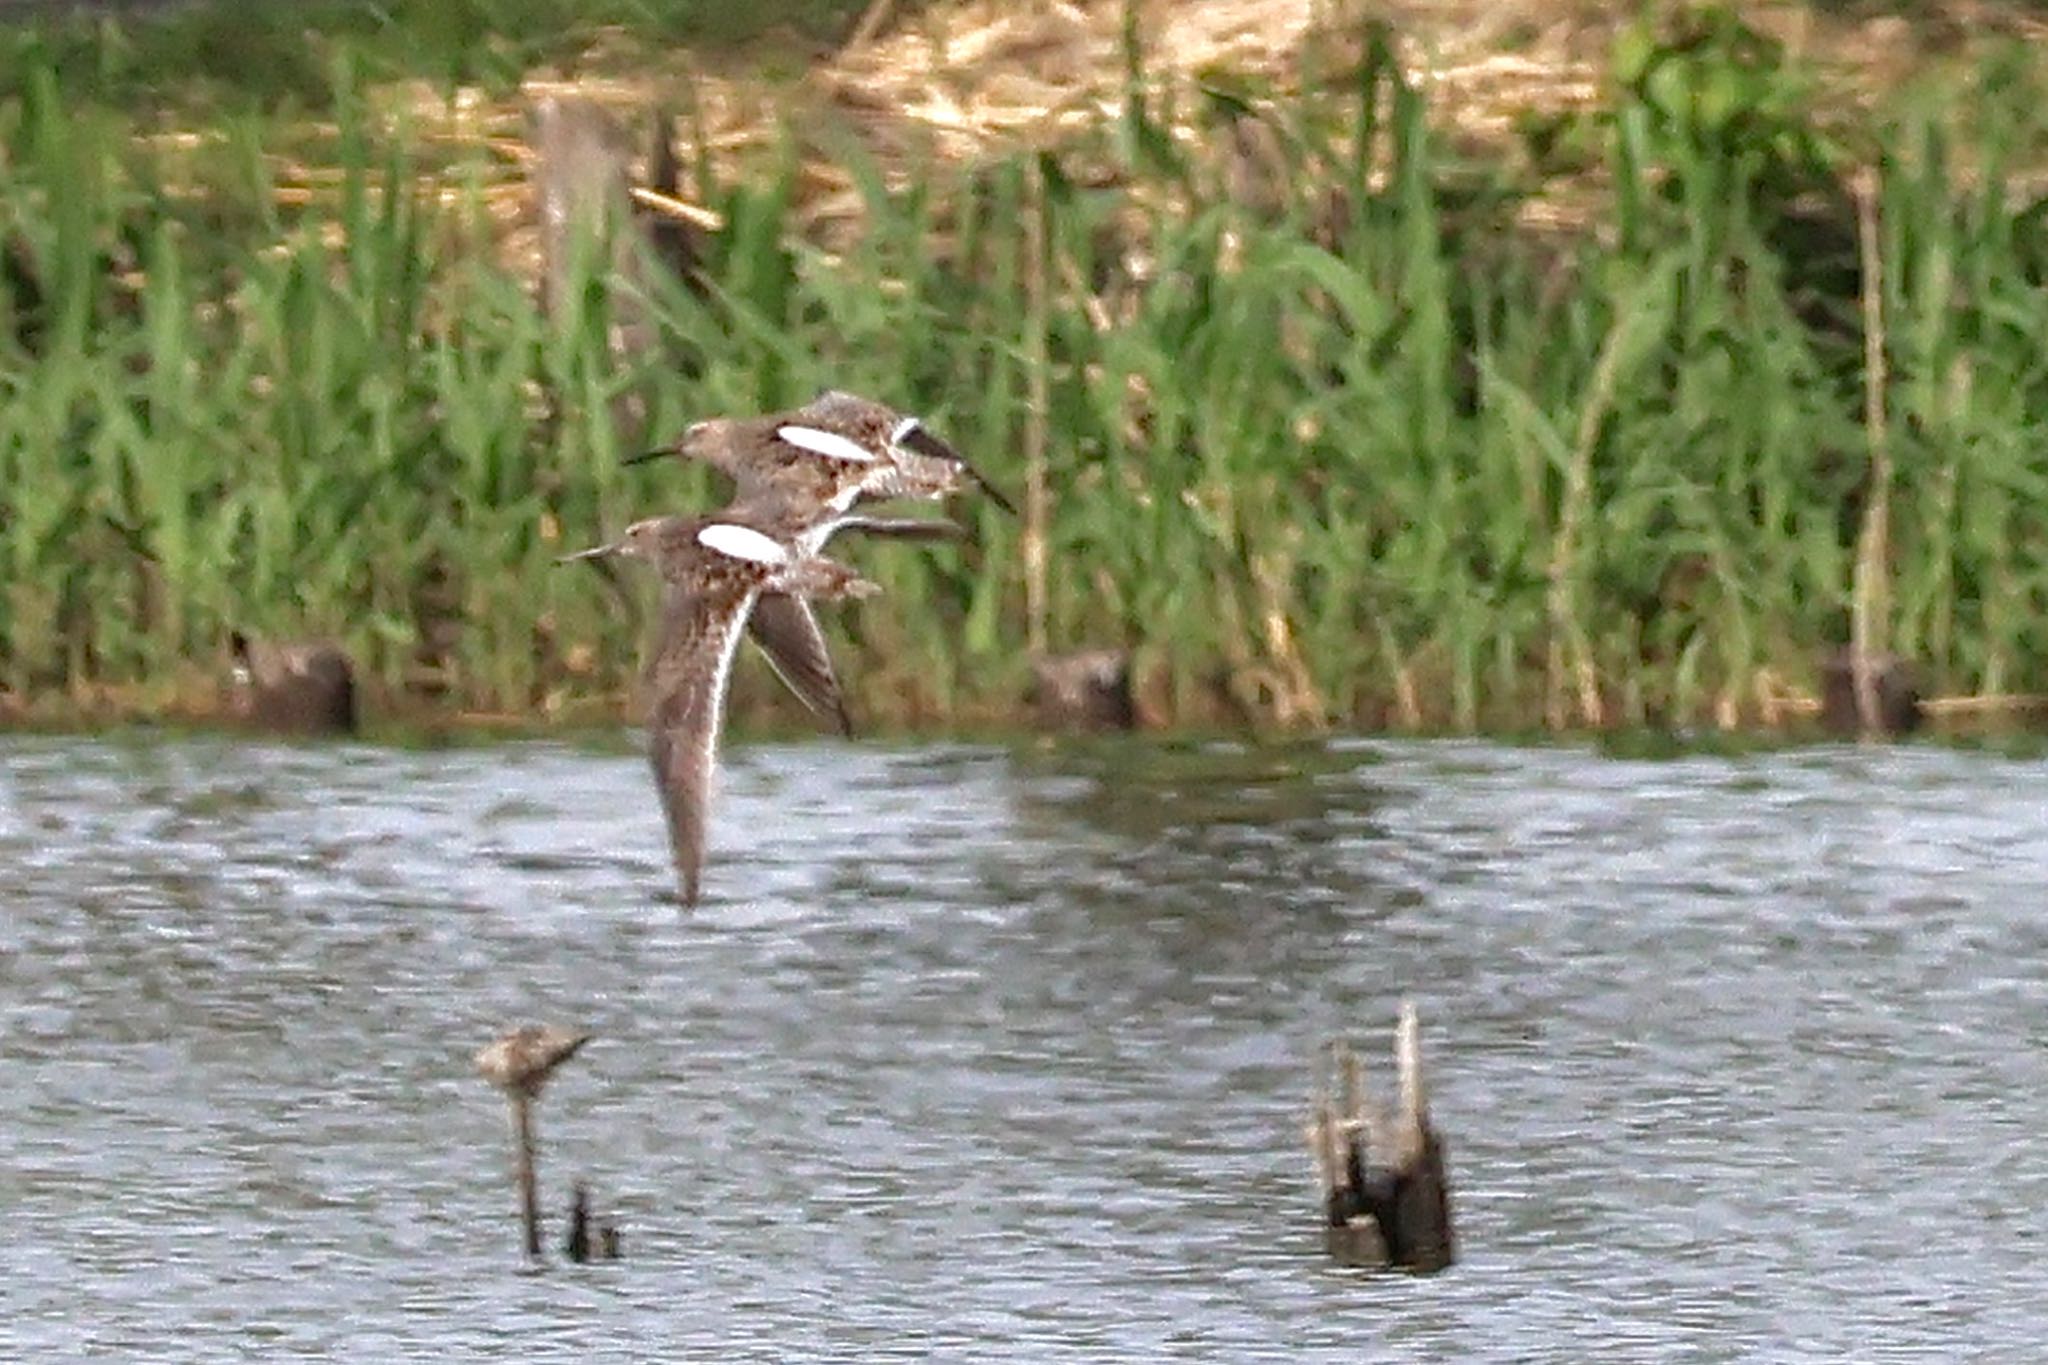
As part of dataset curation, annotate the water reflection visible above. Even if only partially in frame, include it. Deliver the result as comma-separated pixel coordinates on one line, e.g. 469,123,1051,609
0,734,2045,1356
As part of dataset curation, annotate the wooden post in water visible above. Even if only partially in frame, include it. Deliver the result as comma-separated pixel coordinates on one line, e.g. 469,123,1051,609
224,631,357,735
475,1025,594,1261
1028,648,1137,731
564,1180,623,1264
511,1093,543,1259
1306,1001,1455,1273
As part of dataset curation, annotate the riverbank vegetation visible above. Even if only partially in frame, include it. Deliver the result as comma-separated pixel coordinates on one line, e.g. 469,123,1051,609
0,1,2045,734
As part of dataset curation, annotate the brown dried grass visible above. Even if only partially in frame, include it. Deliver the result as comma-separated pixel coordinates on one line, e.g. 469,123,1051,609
147,2,2048,268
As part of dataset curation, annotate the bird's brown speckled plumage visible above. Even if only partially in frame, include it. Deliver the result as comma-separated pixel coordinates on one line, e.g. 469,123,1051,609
725,500,961,737
628,389,1016,526
560,513,877,903
624,393,1002,740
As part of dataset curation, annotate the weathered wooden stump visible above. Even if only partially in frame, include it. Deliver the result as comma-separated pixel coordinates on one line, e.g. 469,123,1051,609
475,1025,594,1260
529,96,715,448
530,96,636,313
1306,1001,1455,1273
529,98,714,325
225,632,357,735
1818,647,1922,736
1028,648,1136,731
564,1180,623,1263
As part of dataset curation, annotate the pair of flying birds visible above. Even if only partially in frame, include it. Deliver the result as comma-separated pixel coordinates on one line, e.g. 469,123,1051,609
563,391,1012,905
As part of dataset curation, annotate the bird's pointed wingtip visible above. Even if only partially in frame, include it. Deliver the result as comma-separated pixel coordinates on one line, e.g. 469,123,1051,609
964,464,1019,515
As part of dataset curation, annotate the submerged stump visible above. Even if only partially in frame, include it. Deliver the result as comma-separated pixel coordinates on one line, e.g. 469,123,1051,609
225,632,357,735
564,1181,623,1264
1028,648,1136,731
1307,1001,1455,1274
1818,647,1922,737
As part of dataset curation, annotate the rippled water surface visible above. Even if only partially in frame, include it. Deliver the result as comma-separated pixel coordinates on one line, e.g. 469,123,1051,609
3,734,2045,1360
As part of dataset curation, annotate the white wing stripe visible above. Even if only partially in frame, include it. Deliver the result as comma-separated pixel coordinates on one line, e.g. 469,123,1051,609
705,590,755,763
777,424,879,464
697,523,789,565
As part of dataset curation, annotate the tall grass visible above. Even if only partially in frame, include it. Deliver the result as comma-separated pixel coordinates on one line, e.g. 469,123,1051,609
0,14,2045,732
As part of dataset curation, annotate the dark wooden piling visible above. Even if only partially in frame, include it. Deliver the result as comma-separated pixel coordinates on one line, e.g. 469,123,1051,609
564,1181,623,1264
1307,1002,1455,1273
565,1181,591,1264
1027,648,1137,731
1819,647,1922,737
636,105,706,294
511,1094,543,1259
225,632,357,735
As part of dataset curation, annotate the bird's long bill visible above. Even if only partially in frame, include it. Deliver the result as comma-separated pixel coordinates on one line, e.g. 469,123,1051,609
620,447,671,467
556,541,621,564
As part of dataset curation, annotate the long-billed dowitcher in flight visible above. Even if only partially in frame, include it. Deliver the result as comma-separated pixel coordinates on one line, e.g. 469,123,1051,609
624,389,1017,523
560,515,878,904
624,391,1005,734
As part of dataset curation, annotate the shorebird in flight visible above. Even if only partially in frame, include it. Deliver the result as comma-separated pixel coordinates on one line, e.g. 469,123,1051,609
721,498,960,738
624,389,1016,526
560,515,878,904
623,391,1006,735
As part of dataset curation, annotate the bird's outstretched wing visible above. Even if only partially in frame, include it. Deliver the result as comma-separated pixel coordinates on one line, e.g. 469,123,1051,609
791,390,897,447
891,419,1018,515
645,583,756,905
830,515,964,542
746,591,853,738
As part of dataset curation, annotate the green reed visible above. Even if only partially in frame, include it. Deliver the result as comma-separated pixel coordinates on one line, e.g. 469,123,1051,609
0,15,2045,732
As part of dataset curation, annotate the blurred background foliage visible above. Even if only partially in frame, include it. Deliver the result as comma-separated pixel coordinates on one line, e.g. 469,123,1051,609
0,1,2044,734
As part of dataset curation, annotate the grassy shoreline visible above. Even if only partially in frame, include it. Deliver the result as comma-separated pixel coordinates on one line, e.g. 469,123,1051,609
1,4,2046,736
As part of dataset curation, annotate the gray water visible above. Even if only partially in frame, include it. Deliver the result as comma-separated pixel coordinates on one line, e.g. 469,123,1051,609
1,734,2044,1361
